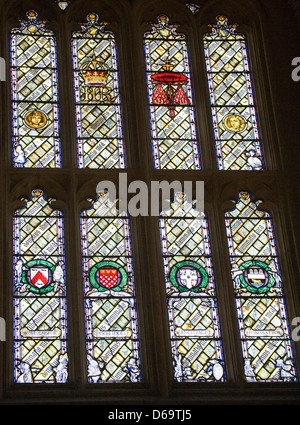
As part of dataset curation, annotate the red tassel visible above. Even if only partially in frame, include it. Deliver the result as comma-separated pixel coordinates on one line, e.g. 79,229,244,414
152,84,169,104
173,85,189,105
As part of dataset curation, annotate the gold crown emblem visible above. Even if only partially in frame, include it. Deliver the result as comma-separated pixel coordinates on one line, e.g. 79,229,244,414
100,269,117,275
82,70,108,86
80,54,109,87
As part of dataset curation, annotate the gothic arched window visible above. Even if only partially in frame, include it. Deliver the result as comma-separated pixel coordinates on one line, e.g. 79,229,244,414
2,0,299,405
159,194,225,382
203,15,264,170
143,15,201,170
72,12,126,169
225,192,297,382
13,189,68,383
10,11,61,168
80,192,141,383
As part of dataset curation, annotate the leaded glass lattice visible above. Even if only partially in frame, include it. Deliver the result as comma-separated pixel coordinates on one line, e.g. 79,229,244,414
13,189,68,383
80,192,141,382
144,15,201,170
10,11,61,168
204,16,264,170
72,13,125,169
159,194,225,382
225,192,297,382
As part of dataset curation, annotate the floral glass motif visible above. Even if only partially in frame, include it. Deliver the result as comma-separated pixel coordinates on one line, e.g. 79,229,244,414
80,192,141,383
144,15,201,170
159,194,225,382
204,16,264,170
72,13,126,169
13,190,68,383
11,11,61,168
225,192,297,382
55,1,71,10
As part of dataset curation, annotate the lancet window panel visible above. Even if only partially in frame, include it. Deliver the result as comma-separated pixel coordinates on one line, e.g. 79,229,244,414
80,192,141,383
72,12,126,169
204,16,264,170
10,10,61,168
13,189,68,384
159,194,225,382
225,192,298,382
144,15,201,170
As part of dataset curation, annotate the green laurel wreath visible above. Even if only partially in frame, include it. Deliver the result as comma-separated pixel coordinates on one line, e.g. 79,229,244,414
238,260,275,294
21,259,56,294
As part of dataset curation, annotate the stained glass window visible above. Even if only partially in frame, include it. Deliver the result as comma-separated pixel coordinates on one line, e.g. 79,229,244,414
72,13,126,169
159,193,225,382
204,16,264,170
80,192,141,382
185,3,200,15
10,11,61,168
225,192,297,382
13,189,68,383
144,15,201,170
55,1,71,10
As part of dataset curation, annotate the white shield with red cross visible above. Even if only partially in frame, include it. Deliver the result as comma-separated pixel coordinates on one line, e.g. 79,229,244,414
29,267,50,289
98,268,118,289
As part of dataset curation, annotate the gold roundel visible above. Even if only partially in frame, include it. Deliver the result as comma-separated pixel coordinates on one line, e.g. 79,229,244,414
223,114,246,133
24,110,48,130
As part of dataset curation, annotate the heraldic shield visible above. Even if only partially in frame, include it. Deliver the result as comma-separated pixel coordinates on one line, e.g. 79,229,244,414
89,261,128,292
30,267,50,289
98,268,118,289
21,260,56,294
169,260,209,293
238,260,275,294
178,267,198,290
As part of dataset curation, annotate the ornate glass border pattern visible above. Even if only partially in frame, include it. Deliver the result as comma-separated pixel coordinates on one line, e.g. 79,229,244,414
225,192,297,382
80,192,141,383
144,15,201,170
72,13,126,169
13,189,68,383
159,193,225,382
10,11,61,168
204,16,264,170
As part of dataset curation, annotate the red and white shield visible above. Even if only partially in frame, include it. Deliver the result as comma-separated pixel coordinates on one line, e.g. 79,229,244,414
99,268,118,289
29,267,49,289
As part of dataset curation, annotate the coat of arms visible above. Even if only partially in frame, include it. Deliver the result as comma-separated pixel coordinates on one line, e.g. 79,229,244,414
89,261,128,292
20,260,57,294
98,268,118,289
238,260,276,294
169,261,208,293
80,54,115,102
151,58,189,118
178,268,198,290
18,259,64,294
29,267,50,289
